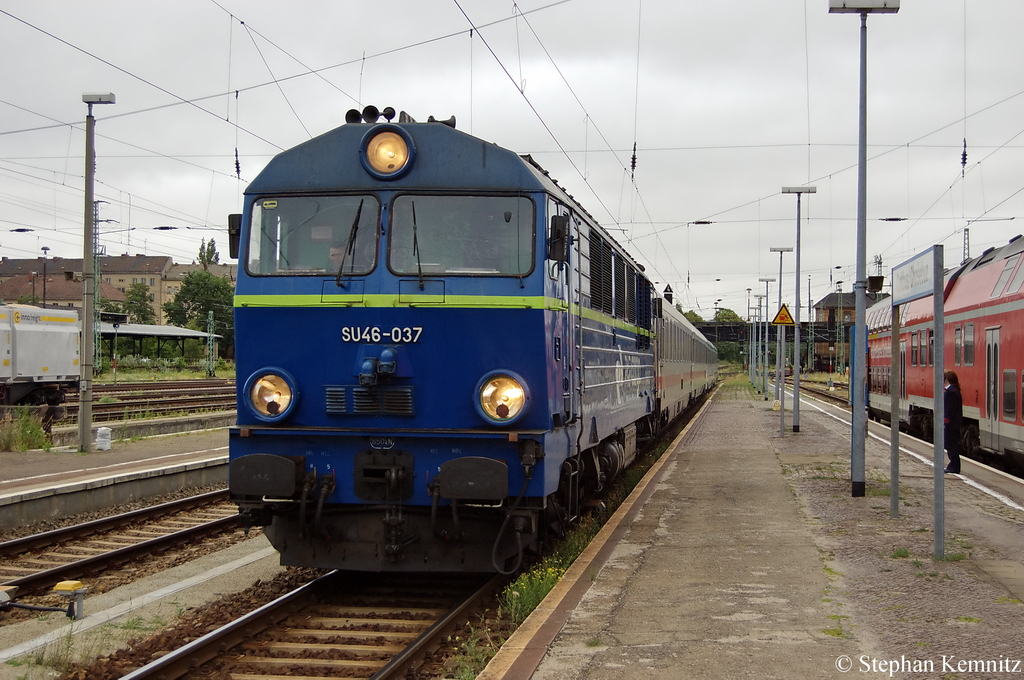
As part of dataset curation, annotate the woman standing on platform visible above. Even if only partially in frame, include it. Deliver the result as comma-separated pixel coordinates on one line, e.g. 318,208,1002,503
943,369,963,474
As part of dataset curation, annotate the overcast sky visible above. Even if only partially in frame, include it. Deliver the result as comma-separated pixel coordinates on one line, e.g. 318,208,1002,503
3,1,1023,319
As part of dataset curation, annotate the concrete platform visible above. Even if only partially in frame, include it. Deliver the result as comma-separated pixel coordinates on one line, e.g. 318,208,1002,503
0,425,230,534
482,380,1024,679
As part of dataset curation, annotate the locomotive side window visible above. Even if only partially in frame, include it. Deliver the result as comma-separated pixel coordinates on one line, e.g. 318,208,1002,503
954,326,962,365
389,195,534,276
1003,370,1017,420
964,323,975,366
247,195,379,276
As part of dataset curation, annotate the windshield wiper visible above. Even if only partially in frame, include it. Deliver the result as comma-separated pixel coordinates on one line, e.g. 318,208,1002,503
411,200,424,290
335,199,364,288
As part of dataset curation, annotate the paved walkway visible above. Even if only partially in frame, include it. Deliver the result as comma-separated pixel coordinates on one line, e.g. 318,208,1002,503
529,383,852,678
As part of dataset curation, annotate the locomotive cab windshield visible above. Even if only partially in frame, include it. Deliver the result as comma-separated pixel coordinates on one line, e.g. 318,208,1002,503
244,193,535,278
389,195,534,276
247,195,379,275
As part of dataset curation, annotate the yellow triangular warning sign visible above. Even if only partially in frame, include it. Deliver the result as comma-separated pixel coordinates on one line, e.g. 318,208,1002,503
772,304,795,325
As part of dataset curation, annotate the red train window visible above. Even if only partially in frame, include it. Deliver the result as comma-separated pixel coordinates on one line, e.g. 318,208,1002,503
1003,370,1017,420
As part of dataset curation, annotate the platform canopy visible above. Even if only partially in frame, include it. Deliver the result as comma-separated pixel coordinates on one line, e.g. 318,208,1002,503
97,322,219,339
97,321,220,360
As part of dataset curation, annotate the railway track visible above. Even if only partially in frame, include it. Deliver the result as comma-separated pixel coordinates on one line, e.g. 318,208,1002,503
787,379,850,407
0,490,239,603
59,379,236,423
108,571,504,680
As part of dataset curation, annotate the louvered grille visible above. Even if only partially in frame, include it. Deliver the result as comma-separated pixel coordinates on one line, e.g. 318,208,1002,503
352,387,380,413
383,388,414,414
335,385,415,416
324,386,348,414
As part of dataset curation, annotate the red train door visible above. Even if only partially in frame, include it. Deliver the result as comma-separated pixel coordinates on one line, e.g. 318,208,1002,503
984,327,1001,450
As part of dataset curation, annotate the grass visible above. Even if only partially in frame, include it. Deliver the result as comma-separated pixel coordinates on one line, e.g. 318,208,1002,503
890,547,911,559
446,615,507,680
93,363,234,384
0,406,51,451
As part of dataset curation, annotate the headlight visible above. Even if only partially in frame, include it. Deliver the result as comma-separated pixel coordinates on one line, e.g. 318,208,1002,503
476,372,529,425
246,370,296,421
361,126,415,179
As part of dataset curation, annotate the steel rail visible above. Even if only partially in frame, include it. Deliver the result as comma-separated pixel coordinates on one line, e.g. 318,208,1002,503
0,490,230,558
1,507,238,597
371,573,505,679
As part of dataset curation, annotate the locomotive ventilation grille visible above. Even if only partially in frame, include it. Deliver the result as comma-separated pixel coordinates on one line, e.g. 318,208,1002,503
324,385,414,415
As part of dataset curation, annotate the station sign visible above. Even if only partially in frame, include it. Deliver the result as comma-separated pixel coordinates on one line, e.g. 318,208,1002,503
892,247,943,306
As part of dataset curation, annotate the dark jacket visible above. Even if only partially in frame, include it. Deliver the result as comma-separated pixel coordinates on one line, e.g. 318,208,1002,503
944,384,963,433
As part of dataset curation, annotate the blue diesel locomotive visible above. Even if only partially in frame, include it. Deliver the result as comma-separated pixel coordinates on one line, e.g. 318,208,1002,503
227,107,716,572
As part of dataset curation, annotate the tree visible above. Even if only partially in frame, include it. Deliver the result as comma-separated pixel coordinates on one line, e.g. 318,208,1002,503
97,297,122,313
683,309,704,324
714,307,743,322
163,270,234,356
121,282,156,325
198,238,220,271
715,341,742,363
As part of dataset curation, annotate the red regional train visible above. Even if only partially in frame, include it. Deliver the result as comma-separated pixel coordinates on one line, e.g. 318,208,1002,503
866,234,1024,474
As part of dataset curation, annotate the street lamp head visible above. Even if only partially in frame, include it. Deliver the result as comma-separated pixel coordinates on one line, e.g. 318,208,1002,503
758,277,776,283
82,93,116,104
770,247,794,253
782,186,817,194
828,0,898,12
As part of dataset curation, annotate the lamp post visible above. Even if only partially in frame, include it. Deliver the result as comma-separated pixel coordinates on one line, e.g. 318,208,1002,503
808,274,813,373
80,92,116,453
41,246,50,308
754,294,765,391
746,287,753,383
783,187,816,433
836,280,845,383
758,278,775,399
769,247,792,404
830,0,899,497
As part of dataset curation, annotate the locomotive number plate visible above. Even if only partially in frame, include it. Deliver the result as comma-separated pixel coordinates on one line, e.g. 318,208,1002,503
341,326,423,343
